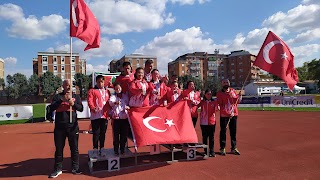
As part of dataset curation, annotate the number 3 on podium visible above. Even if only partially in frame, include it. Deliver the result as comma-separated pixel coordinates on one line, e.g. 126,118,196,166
187,148,196,160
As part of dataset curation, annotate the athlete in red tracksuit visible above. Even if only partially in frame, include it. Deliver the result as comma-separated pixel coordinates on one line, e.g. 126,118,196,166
182,80,201,127
198,89,219,157
149,69,168,106
216,79,241,156
114,61,134,95
87,75,111,158
129,67,151,107
48,80,83,178
166,81,182,103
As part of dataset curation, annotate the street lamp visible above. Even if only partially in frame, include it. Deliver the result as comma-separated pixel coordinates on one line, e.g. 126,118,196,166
214,49,219,81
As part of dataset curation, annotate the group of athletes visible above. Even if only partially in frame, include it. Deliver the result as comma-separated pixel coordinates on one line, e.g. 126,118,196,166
48,59,242,178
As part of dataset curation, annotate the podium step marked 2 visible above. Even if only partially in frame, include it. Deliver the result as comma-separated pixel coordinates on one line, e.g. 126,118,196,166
88,144,209,174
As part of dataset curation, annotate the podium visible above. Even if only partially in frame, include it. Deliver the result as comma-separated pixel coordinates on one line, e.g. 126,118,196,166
88,143,209,174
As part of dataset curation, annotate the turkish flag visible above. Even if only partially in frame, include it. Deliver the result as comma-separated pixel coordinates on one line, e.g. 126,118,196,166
127,101,198,148
70,0,100,51
253,31,299,90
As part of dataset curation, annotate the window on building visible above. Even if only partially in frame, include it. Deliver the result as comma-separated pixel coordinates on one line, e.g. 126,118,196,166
182,64,185,67
42,56,48,63
182,70,184,74
43,66,48,71
72,66,75,71
53,56,57,63
61,57,65,63
54,65,57,71
61,65,65,71
72,57,75,63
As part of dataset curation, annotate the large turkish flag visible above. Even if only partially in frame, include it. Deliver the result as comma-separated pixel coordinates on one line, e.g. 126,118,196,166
127,101,198,148
253,31,299,90
70,0,100,51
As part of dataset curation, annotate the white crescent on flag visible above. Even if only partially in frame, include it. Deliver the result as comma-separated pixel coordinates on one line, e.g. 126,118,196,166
262,40,281,64
143,116,167,133
71,0,78,27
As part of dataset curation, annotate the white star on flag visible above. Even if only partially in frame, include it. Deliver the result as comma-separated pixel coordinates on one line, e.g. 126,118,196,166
281,52,288,60
164,119,175,127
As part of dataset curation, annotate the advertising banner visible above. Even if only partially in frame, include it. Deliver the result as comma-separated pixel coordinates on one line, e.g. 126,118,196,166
270,96,315,107
0,105,33,121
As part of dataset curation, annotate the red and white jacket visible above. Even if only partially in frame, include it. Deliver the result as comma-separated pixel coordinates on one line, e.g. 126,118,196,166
144,72,152,82
109,93,129,119
149,81,168,106
216,88,241,117
166,87,182,103
198,99,219,125
182,89,201,118
87,86,111,120
129,79,150,107
114,73,134,95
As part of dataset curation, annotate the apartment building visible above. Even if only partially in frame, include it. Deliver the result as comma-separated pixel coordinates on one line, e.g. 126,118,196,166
33,51,86,82
0,58,4,79
109,53,157,73
221,50,260,87
168,50,261,88
168,52,207,81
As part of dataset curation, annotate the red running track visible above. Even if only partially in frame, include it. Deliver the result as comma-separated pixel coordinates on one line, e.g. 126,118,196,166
0,111,320,180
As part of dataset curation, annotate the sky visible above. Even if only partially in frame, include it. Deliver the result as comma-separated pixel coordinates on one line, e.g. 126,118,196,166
0,0,319,79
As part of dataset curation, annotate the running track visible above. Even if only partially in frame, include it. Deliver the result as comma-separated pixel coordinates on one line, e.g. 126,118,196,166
0,111,320,180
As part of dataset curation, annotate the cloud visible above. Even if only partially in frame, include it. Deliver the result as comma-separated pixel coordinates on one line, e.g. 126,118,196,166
1,57,17,65
0,3,68,40
134,26,218,74
287,28,320,44
291,44,320,66
46,37,124,60
89,0,174,35
86,63,110,75
262,3,320,35
170,0,210,5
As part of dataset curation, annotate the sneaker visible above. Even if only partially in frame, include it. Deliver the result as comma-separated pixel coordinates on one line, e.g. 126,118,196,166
231,148,241,155
71,169,82,175
48,169,62,178
220,148,226,156
99,148,106,157
92,149,99,159
209,152,216,157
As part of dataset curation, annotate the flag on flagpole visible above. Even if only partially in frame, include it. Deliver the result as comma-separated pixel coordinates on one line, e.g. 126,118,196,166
253,31,299,90
127,101,198,148
70,0,100,51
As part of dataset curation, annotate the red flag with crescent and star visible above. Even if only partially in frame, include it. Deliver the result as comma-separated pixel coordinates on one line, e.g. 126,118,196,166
127,101,198,148
70,0,100,51
253,31,299,90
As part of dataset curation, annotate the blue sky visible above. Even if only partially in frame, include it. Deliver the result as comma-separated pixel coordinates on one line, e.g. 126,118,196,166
0,0,319,79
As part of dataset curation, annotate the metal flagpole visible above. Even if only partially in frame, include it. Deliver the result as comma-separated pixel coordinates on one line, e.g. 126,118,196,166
69,37,73,123
226,70,251,129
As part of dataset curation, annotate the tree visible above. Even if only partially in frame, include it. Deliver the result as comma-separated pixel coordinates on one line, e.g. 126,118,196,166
179,75,204,91
40,72,62,98
28,74,40,95
74,73,90,98
296,62,309,82
307,59,320,86
0,77,4,90
4,73,28,99
204,78,221,95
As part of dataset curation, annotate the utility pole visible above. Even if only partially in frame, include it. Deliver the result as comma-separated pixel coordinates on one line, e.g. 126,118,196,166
214,49,219,81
